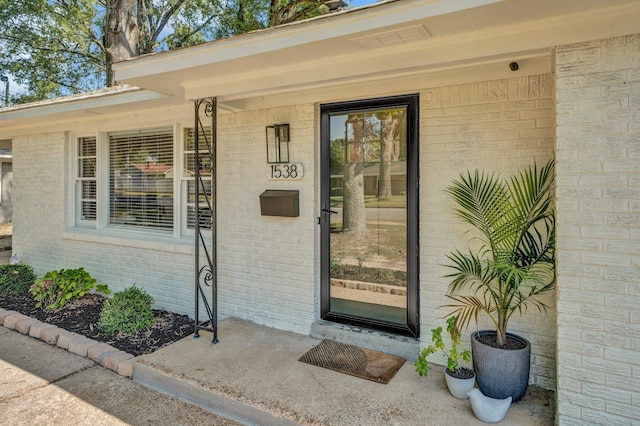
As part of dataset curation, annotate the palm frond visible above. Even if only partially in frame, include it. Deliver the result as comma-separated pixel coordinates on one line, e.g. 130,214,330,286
444,250,497,299
443,294,491,332
443,159,556,341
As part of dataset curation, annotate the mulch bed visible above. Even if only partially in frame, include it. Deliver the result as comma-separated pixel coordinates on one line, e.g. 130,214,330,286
0,293,195,357
331,264,407,287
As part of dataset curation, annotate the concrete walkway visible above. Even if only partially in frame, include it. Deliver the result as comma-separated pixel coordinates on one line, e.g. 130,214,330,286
134,318,555,425
0,327,239,425
1,312,555,425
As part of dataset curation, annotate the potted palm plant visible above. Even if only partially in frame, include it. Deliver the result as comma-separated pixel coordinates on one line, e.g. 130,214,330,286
415,315,475,399
443,159,555,402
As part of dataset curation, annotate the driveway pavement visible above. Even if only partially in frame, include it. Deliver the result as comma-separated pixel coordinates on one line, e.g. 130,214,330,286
0,327,239,426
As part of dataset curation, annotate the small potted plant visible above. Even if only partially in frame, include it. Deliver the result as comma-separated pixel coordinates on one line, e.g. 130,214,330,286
415,316,475,399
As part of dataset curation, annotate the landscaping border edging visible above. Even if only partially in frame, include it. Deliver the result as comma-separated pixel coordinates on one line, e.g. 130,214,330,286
0,307,137,378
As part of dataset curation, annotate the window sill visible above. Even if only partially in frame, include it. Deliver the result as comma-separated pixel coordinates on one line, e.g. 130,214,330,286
64,227,199,254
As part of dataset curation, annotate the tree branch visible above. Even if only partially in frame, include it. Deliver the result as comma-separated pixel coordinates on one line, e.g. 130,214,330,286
146,0,188,53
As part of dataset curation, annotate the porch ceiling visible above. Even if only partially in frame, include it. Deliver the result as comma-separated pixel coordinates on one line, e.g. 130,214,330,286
114,0,640,105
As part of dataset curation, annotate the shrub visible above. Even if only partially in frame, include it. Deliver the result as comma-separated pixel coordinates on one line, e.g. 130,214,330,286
0,264,37,294
99,285,155,335
29,267,109,310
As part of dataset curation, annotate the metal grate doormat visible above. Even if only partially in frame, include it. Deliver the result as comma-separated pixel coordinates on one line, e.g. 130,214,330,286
299,339,406,384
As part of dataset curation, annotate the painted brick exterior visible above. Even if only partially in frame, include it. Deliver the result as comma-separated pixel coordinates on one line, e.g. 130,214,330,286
420,75,557,389
12,77,560,390
555,34,640,425
216,104,317,334
13,130,197,316
12,104,317,336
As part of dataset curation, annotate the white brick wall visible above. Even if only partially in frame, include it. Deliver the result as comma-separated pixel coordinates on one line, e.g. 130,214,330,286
556,34,640,425
419,75,557,390
13,130,196,316
12,104,317,336
216,104,317,334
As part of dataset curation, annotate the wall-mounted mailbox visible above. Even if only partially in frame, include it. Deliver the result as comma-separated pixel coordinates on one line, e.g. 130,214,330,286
259,190,299,217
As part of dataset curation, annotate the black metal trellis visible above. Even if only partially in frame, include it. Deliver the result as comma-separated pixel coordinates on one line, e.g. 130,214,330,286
193,97,218,344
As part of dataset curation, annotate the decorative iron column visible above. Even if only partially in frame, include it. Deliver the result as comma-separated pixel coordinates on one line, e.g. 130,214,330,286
193,97,218,344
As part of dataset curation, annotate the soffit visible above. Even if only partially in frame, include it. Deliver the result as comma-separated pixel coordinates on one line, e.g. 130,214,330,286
114,0,640,102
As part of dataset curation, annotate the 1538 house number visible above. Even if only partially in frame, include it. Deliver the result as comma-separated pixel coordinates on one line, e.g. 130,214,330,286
266,163,304,180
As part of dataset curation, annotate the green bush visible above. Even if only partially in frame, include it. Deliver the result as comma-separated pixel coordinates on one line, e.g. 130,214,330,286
29,267,109,310
99,285,155,335
0,264,37,294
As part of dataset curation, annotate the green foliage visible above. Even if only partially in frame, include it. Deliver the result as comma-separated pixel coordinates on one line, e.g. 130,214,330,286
0,0,333,102
329,137,345,170
0,264,37,294
415,316,471,377
443,159,556,346
98,285,155,335
268,0,330,27
329,257,345,276
29,267,109,310
0,0,105,101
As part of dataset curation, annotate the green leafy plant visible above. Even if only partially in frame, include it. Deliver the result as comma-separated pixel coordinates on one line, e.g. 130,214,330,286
330,258,345,276
29,268,109,310
98,285,155,335
0,264,37,294
443,159,556,347
415,316,472,378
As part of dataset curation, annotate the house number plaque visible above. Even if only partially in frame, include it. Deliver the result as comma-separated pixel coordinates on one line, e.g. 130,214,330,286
266,163,304,180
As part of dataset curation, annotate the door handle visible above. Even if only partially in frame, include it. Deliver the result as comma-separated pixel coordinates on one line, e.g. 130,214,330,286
321,208,337,215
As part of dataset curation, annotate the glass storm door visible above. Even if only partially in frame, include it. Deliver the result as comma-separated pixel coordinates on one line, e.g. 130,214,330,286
320,95,419,337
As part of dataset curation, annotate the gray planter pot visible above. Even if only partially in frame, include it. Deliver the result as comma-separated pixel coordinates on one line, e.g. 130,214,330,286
471,330,531,402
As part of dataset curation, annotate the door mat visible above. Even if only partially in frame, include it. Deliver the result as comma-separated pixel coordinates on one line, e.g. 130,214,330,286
299,339,405,384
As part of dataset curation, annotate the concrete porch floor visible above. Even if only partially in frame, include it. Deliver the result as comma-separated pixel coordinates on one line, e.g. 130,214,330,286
134,317,555,425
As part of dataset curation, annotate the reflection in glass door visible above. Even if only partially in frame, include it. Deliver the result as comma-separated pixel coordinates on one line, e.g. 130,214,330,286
320,95,419,337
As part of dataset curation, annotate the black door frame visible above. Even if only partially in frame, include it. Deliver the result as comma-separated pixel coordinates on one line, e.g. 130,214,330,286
319,94,420,338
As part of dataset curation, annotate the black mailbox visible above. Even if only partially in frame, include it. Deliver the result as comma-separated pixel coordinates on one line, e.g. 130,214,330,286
259,190,299,217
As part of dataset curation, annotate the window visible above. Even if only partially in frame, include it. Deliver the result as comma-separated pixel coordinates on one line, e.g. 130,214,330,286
76,136,97,224
108,128,174,231
73,125,212,238
183,126,212,230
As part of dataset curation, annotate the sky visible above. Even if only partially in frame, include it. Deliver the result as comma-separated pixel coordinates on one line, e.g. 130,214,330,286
349,0,380,6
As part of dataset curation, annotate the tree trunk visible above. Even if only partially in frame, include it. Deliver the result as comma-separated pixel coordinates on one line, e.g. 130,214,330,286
105,0,140,86
378,113,399,197
342,114,367,238
496,311,508,347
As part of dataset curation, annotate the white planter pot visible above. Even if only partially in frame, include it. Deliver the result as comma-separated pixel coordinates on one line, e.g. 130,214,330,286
444,370,476,399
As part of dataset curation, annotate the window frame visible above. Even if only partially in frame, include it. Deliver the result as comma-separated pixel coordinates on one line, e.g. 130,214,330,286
70,123,207,240
73,135,98,228
181,126,213,237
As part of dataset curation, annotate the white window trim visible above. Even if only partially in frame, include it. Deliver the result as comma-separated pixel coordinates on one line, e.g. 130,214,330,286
69,133,98,229
68,123,206,244
180,125,213,238
173,124,183,238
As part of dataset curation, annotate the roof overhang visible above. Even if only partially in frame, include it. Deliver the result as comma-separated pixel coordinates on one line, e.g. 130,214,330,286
113,0,640,105
0,85,179,135
1,0,639,134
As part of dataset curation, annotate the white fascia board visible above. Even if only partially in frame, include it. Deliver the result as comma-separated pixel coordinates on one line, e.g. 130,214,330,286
0,89,170,124
113,0,503,81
